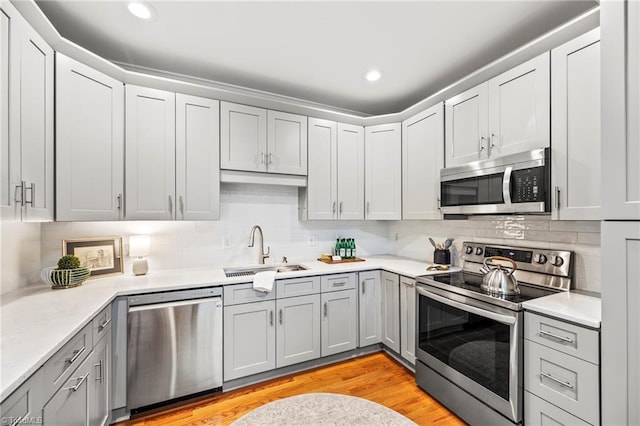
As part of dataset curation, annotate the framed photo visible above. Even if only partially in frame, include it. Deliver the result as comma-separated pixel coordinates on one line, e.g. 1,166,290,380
63,237,123,279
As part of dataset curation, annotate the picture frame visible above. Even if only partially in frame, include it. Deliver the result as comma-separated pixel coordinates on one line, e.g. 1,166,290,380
62,237,123,279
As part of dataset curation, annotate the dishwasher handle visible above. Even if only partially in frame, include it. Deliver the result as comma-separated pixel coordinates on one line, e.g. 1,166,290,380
128,296,222,313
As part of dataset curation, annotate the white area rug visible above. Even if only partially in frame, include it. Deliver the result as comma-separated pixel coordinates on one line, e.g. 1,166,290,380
232,392,417,425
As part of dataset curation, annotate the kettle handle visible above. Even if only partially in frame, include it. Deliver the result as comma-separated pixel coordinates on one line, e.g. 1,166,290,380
483,256,517,275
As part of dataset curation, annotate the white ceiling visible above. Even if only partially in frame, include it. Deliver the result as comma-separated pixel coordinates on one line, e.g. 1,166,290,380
34,0,597,116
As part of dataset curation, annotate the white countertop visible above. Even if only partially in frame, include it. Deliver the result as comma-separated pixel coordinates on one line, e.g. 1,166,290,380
0,255,452,401
522,291,601,329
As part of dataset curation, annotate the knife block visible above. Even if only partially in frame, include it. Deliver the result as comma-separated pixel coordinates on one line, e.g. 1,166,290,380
433,249,451,265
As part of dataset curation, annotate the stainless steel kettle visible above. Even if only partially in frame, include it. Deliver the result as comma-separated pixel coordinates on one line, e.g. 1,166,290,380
480,256,520,295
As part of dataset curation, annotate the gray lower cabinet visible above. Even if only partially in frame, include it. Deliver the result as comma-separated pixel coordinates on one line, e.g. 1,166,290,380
399,276,416,364
223,300,276,381
89,335,110,426
321,289,357,356
381,271,400,353
0,369,44,426
276,294,321,368
358,270,382,347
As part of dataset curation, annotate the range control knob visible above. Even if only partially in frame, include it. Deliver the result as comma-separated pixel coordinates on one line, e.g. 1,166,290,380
551,255,565,267
534,254,548,264
465,245,474,255
475,247,484,256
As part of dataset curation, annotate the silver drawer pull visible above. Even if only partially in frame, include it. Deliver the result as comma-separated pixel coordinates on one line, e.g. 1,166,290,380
540,372,574,389
332,281,347,286
403,281,415,287
98,318,111,331
94,360,103,383
62,372,89,392
540,329,574,344
65,346,86,365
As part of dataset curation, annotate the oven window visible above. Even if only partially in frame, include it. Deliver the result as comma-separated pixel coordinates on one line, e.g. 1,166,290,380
418,294,511,399
440,172,504,206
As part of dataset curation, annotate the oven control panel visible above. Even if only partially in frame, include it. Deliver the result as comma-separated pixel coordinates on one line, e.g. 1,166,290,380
461,241,572,278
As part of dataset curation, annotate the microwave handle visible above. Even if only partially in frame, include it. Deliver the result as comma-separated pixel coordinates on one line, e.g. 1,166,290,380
502,166,513,207
416,286,516,326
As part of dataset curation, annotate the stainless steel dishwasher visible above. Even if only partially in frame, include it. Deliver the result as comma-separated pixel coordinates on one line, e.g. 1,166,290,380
127,287,223,413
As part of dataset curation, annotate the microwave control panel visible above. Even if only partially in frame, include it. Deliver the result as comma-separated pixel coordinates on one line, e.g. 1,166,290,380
512,167,545,203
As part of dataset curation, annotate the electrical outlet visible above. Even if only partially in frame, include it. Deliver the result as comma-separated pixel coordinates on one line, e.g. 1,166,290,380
222,236,232,248
394,232,399,241
308,235,319,246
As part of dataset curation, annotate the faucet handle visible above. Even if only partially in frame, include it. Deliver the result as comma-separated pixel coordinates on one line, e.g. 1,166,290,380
263,246,271,261
282,256,288,264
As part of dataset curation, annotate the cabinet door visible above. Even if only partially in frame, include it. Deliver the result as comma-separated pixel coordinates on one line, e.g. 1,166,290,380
399,276,416,364
125,85,175,220
551,29,601,221
223,301,275,381
0,4,20,221
220,102,267,172
321,290,357,356
402,103,444,220
0,368,44,426
175,94,220,221
488,52,550,158
307,118,337,220
381,271,400,353
601,221,640,425
445,82,488,167
267,110,307,175
364,123,401,220
17,15,53,222
602,1,640,220
56,54,124,221
88,335,110,426
43,357,91,425
358,270,381,347
276,294,321,368
337,123,365,220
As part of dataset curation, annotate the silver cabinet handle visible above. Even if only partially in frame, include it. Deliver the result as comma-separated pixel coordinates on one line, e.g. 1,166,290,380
539,329,574,344
270,310,274,326
366,202,370,215
555,186,561,210
65,346,86,365
279,309,283,325
24,182,35,207
94,360,103,383
362,281,366,294
402,281,415,287
260,151,265,164
268,152,273,165
116,193,122,210
168,195,173,215
62,372,89,392
479,136,486,153
339,201,343,214
539,372,574,389
332,281,347,287
323,302,327,317
15,182,25,206
490,132,497,155
437,196,441,212
332,201,336,214
98,318,111,331
179,195,184,218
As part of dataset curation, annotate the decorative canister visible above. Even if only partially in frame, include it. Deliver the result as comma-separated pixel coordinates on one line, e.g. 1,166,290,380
433,249,451,265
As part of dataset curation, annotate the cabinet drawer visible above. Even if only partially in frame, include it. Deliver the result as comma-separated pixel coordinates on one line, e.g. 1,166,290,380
0,370,44,426
43,321,92,396
92,304,112,344
524,340,599,424
224,282,275,306
525,312,599,364
276,276,320,298
321,273,356,293
525,391,592,426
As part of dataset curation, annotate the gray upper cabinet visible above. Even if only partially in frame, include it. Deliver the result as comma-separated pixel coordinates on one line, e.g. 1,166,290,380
56,54,124,221
365,123,402,220
358,270,382,347
125,85,176,220
445,53,550,167
402,103,444,220
381,271,400,353
0,1,53,222
551,29,601,221
175,94,220,220
221,102,307,176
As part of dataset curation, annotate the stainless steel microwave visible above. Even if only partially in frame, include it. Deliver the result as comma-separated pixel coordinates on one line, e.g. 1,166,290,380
440,148,550,215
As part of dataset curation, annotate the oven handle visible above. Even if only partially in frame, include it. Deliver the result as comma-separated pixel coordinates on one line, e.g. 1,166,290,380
416,286,516,325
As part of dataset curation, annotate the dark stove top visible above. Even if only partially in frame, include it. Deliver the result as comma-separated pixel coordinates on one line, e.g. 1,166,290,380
417,271,558,311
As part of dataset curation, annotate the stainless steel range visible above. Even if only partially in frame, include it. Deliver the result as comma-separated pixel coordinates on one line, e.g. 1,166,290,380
415,242,573,425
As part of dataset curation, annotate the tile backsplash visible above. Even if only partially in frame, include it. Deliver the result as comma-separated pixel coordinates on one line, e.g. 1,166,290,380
388,215,601,293
1,185,601,295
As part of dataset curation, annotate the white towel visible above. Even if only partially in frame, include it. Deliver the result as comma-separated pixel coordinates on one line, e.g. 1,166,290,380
253,270,277,293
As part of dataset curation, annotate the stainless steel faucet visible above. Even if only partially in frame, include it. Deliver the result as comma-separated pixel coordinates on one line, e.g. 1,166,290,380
248,225,270,264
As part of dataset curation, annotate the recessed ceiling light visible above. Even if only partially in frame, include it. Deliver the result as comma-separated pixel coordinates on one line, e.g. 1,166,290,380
128,1,156,20
365,69,382,82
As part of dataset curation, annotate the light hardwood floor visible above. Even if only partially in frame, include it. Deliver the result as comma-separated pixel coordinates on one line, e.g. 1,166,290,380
119,352,465,425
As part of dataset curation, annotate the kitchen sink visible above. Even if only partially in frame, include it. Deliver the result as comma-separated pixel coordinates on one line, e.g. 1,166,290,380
223,264,308,278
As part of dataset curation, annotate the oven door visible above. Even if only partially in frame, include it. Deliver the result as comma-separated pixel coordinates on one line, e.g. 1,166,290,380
416,284,522,423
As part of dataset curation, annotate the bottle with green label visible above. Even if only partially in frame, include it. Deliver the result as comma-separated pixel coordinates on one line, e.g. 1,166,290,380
351,238,357,259
345,238,352,258
339,238,346,257
335,238,340,256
